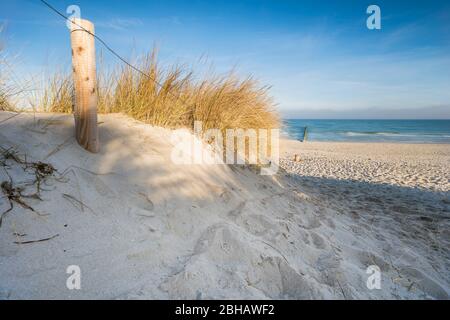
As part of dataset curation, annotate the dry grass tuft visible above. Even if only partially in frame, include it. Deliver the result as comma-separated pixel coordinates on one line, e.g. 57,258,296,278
110,51,279,130
0,90,9,111
29,72,73,113
33,48,279,132
0,27,12,111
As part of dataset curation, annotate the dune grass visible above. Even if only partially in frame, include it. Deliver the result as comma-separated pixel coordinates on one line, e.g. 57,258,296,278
0,79,9,111
0,28,11,111
111,52,279,131
33,49,279,132
0,93,9,111
29,72,73,113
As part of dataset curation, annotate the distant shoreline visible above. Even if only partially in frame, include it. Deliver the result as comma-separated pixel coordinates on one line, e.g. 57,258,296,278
281,137,450,145
282,119,450,144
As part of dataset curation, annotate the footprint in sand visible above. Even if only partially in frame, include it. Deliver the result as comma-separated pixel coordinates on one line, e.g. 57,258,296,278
315,252,349,297
278,259,315,299
356,251,390,272
227,201,246,218
126,189,156,232
298,215,322,230
251,255,316,299
399,267,449,299
316,252,341,271
131,191,155,212
324,217,336,229
78,170,116,198
297,229,310,245
310,232,327,249
242,214,278,237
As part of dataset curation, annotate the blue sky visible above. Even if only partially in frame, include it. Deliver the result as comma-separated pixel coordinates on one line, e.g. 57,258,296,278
1,0,450,118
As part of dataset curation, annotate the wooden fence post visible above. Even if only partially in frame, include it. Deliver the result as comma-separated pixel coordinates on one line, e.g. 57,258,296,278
69,18,99,153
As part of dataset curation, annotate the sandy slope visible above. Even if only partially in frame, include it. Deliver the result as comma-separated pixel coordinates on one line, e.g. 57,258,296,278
0,111,449,299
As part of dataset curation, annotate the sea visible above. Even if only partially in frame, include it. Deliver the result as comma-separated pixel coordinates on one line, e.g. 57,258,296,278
283,119,450,143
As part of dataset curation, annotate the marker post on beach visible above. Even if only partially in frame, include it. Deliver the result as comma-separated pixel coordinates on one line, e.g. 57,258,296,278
69,18,99,153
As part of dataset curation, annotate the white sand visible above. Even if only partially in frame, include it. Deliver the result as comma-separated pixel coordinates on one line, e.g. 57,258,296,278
0,111,449,299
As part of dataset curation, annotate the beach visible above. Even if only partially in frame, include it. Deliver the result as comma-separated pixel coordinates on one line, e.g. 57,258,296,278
281,140,450,299
281,140,449,192
0,112,449,299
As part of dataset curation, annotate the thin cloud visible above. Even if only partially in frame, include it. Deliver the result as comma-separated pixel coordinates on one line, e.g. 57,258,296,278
96,16,182,31
282,105,450,120
0,18,62,27
96,18,144,31
380,22,423,48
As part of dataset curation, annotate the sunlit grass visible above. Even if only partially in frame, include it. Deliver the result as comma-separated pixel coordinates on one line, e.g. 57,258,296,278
0,27,12,111
9,47,279,137
28,72,72,113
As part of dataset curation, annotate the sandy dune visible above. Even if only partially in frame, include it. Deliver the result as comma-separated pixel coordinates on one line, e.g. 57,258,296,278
0,112,448,299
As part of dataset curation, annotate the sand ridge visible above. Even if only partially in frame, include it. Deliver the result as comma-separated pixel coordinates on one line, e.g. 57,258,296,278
0,112,448,299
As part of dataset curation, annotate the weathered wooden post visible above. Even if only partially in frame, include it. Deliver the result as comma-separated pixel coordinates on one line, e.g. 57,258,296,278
69,18,99,153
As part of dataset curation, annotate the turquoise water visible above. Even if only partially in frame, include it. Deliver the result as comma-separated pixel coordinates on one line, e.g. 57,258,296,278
283,119,450,143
